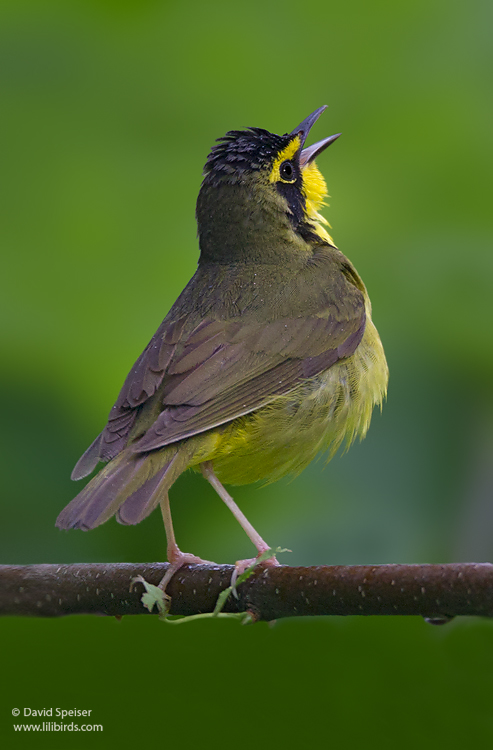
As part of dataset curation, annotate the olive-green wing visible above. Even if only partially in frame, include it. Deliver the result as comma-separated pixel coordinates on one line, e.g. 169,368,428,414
131,305,365,453
73,290,365,478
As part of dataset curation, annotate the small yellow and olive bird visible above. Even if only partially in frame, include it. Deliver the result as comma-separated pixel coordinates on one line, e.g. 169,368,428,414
57,106,388,587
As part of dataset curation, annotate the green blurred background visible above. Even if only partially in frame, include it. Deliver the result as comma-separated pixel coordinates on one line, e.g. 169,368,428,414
2,0,493,746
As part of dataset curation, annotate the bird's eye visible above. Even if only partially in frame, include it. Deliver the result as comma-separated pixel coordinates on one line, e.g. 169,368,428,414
279,160,295,182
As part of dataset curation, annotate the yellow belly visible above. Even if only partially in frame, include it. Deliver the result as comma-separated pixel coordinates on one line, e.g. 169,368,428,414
190,314,388,486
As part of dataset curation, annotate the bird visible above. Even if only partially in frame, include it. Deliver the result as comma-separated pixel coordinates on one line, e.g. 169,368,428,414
56,106,388,591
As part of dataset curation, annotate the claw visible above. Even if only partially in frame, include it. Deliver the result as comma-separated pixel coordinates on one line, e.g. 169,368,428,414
230,551,280,598
159,548,216,593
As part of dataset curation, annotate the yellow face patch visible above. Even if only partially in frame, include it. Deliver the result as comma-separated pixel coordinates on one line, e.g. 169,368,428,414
302,161,327,210
301,160,335,245
268,135,302,183
269,136,336,247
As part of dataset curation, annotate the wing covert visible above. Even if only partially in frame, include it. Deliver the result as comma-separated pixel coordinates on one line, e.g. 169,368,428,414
132,308,366,452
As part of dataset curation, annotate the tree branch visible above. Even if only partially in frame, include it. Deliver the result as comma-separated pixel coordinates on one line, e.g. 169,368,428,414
1,562,493,622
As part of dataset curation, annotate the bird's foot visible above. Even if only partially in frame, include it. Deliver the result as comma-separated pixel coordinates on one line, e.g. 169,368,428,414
158,547,215,594
131,548,216,618
234,552,280,577
230,549,280,596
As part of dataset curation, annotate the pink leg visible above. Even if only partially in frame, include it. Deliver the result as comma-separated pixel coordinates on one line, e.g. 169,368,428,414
200,461,279,574
158,492,214,592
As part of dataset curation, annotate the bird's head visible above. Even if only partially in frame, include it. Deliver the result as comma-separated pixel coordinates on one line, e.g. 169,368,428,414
196,106,340,264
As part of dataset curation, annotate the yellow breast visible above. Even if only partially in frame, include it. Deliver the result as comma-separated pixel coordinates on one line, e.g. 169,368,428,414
191,304,388,486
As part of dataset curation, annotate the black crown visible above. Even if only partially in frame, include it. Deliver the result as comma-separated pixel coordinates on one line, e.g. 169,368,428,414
203,127,292,184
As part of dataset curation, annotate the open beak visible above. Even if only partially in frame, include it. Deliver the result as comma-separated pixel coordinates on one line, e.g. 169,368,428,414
300,134,341,167
290,105,341,167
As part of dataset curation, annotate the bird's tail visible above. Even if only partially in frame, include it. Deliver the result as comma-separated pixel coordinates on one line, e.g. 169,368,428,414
56,445,192,531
